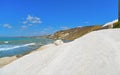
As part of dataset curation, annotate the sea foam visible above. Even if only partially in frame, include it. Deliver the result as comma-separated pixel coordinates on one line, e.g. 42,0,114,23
0,43,36,51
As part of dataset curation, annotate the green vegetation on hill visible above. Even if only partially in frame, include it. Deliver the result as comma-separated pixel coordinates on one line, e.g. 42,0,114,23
113,22,120,28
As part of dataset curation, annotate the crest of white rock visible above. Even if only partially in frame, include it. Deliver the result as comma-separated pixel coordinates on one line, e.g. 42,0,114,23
102,19,118,28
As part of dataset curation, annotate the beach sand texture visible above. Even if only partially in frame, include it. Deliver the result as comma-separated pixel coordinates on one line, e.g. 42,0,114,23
0,56,17,68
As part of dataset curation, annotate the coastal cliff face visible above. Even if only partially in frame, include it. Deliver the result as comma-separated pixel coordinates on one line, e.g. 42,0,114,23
49,26,102,40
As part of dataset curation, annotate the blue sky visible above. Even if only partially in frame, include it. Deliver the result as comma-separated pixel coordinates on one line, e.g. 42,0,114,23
0,0,118,36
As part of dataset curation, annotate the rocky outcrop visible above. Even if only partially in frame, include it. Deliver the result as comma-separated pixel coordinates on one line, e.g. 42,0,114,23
53,40,64,46
49,26,102,40
102,19,118,29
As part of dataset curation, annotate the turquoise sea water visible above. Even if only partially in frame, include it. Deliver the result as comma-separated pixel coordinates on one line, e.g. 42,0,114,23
0,37,54,58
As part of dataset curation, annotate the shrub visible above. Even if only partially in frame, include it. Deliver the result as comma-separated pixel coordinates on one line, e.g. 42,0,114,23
113,22,120,28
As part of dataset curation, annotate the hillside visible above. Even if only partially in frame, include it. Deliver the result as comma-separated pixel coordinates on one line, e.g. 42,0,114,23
49,26,102,40
49,19,119,40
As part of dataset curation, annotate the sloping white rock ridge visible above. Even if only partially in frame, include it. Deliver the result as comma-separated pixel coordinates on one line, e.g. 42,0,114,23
0,29,120,75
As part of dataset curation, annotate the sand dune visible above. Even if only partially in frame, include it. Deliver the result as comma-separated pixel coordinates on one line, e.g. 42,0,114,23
0,29,120,75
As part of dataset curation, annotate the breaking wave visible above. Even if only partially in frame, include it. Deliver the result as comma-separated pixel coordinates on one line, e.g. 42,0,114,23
0,43,36,51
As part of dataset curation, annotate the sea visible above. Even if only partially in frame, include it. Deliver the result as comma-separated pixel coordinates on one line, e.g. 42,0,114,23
0,37,54,58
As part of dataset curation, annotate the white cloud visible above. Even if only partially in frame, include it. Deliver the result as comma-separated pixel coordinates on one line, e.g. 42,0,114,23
22,15,42,25
3,24,12,29
77,26,83,28
84,21,89,24
28,24,33,26
22,21,28,24
40,26,58,35
21,26,27,29
60,26,69,30
43,26,53,31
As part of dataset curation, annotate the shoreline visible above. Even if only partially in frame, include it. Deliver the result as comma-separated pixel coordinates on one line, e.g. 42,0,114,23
0,56,17,68
0,40,64,68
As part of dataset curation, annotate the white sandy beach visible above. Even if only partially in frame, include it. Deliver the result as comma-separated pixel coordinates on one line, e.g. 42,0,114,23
0,28,120,75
